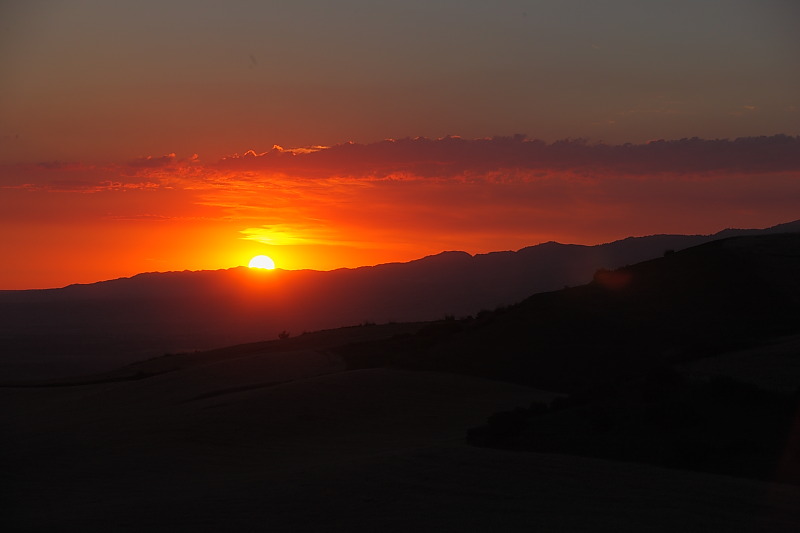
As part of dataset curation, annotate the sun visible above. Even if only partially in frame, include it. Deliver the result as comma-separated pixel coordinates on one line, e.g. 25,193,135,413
248,255,276,269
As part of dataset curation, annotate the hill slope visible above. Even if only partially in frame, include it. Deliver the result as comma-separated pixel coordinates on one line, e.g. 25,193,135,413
3,231,800,530
2,221,797,380
331,232,800,483
339,232,800,392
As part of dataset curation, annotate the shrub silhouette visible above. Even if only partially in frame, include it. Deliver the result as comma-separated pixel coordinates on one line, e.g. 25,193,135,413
469,374,800,483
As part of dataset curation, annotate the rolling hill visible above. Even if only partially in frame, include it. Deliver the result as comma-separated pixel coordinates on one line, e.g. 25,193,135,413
2,220,798,380
339,232,800,392
2,230,800,531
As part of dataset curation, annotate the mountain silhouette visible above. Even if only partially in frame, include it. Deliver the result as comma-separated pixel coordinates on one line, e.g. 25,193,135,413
1,220,798,380
3,229,800,531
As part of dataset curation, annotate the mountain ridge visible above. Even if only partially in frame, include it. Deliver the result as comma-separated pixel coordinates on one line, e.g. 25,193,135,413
6,219,799,293
3,229,800,525
346,232,800,393
1,220,798,380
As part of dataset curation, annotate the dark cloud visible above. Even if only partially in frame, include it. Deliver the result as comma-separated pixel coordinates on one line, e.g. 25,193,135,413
216,135,800,177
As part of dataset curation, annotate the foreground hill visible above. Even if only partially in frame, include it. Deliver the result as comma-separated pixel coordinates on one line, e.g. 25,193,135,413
2,220,798,380
339,232,800,393
3,232,800,530
5,361,798,532
330,232,800,484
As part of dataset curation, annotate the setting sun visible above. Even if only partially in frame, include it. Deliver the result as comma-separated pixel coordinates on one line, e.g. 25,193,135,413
248,255,276,270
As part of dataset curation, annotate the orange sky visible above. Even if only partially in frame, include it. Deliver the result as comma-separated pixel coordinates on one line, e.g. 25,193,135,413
1,2,798,289
2,136,799,289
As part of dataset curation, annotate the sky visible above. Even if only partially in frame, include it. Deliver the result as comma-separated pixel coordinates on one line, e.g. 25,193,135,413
1,0,799,289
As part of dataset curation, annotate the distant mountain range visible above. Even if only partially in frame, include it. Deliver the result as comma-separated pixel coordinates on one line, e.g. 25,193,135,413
1,219,798,380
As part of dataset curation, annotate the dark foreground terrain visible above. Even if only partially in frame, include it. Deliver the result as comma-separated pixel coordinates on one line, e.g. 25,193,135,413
2,336,799,532
2,232,800,531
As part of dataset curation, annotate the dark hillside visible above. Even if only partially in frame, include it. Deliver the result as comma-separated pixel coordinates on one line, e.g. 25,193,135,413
339,233,800,393
1,222,797,381
335,233,800,484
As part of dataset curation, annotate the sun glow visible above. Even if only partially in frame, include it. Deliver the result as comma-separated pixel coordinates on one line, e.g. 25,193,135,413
248,255,276,269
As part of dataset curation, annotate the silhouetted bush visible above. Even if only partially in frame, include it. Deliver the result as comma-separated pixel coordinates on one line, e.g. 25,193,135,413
486,407,529,437
469,374,800,484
